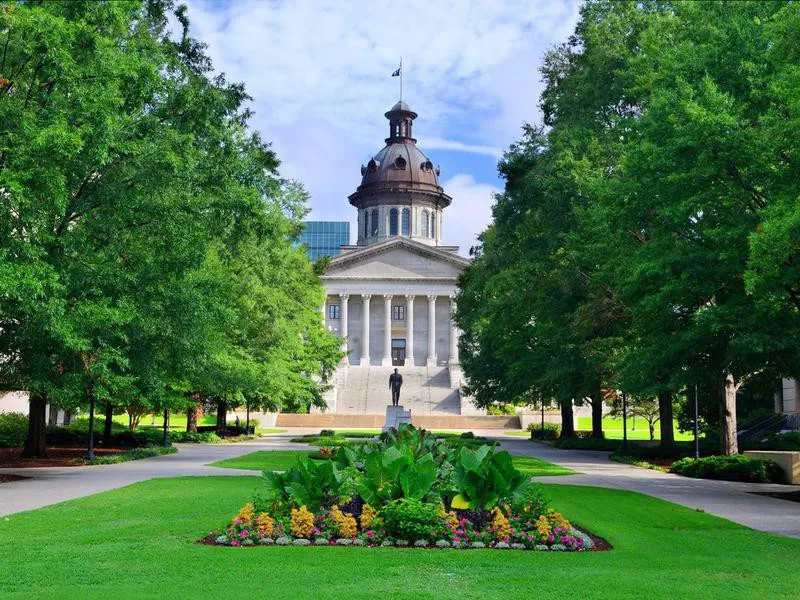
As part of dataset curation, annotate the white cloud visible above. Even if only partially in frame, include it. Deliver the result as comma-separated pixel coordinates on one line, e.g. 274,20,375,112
418,137,504,158
440,174,501,255
181,0,580,255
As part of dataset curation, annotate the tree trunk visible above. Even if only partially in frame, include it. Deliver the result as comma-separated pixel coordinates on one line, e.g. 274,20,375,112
86,382,96,461
22,390,48,458
102,402,113,445
216,398,227,437
246,403,250,434
720,374,739,455
559,401,575,438
658,391,675,452
649,422,655,441
590,393,604,439
186,405,198,433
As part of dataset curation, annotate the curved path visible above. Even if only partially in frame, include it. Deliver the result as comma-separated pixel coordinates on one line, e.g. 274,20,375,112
497,436,800,539
2,429,800,540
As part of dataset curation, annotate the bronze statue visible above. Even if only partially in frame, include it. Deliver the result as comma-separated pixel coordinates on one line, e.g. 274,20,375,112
388,368,403,406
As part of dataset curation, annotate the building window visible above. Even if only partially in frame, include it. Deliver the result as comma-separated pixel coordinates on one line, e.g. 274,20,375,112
389,208,398,235
401,208,410,235
327,304,340,320
392,305,405,320
421,209,429,237
431,212,436,239
364,212,369,238
371,209,379,236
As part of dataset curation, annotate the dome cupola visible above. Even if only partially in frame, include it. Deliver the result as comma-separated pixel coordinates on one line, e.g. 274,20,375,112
349,101,452,247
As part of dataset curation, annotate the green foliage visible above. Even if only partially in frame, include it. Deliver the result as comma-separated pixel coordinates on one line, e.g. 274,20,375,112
0,413,29,447
527,422,560,440
75,446,177,465
452,445,530,509
486,404,517,416
262,456,343,510
380,499,442,541
168,431,222,444
671,455,784,484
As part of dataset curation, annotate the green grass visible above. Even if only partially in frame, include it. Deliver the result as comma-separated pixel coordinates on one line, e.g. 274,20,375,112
210,450,574,477
209,450,316,471
504,430,530,437
576,417,695,441
75,446,177,465
1,477,799,599
260,428,287,435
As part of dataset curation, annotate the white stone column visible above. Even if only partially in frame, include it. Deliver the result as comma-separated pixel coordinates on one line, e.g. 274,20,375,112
405,294,415,367
448,296,459,365
382,294,393,367
360,294,371,366
426,294,437,367
340,294,349,357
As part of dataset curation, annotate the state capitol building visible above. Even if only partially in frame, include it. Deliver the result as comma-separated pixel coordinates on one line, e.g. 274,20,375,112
312,101,475,417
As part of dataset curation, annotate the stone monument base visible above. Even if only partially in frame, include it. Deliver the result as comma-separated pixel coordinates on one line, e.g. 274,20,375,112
383,405,412,432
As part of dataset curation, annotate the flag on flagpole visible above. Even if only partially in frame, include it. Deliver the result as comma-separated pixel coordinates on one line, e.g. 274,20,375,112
391,66,401,77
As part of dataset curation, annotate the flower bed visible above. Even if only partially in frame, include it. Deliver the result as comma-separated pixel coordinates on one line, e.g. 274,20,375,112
203,424,598,551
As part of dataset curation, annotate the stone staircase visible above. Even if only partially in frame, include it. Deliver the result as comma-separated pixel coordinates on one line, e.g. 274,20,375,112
335,366,461,415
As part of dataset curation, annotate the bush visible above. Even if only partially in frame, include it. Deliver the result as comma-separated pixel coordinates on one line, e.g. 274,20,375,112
169,431,221,443
670,454,784,483
75,445,177,465
0,412,29,447
744,432,800,452
45,420,163,448
527,422,560,440
381,499,442,541
486,403,517,416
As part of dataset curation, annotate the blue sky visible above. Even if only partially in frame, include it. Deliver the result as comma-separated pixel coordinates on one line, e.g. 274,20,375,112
183,0,582,255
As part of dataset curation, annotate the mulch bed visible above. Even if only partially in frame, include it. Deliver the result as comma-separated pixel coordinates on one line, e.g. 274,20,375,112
0,474,30,484
0,446,130,468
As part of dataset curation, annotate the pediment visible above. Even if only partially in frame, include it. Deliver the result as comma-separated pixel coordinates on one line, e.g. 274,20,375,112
324,238,469,281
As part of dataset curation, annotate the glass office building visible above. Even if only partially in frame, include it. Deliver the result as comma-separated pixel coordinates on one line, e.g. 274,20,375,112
299,221,350,261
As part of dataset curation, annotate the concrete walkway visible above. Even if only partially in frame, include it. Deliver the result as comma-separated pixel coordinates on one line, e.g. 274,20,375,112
2,429,800,540
0,434,310,517
497,437,800,539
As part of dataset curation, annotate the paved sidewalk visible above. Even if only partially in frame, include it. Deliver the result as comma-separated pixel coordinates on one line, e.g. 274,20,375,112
496,437,800,539
0,435,308,517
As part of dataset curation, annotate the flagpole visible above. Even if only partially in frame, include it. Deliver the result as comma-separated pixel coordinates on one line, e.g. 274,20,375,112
400,57,403,102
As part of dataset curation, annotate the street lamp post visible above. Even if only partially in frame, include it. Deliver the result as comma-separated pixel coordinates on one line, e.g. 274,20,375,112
622,391,628,453
694,384,700,459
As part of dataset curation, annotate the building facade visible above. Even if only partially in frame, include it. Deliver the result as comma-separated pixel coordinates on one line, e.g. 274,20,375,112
318,101,475,415
299,221,350,261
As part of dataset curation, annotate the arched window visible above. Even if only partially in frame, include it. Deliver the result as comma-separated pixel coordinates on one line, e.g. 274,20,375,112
370,209,379,236
421,210,429,237
431,212,437,239
364,211,369,238
401,208,410,236
389,208,399,235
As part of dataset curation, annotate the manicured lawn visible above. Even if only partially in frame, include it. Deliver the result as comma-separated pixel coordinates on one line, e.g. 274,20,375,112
260,429,287,435
1,477,799,599
211,450,574,477
209,450,315,471
576,417,695,441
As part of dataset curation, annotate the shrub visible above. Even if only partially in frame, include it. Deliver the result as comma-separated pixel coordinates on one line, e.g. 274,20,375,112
527,422,560,440
381,499,442,541
671,454,784,483
0,412,28,447
487,403,517,416
169,431,221,443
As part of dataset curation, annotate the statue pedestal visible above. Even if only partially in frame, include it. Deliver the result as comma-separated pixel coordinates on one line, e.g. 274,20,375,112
383,405,412,432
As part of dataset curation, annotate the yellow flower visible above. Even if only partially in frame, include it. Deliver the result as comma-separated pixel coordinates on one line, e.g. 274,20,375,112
491,507,510,540
360,504,378,530
546,509,571,531
330,505,358,538
256,513,274,538
290,506,315,539
234,503,254,524
446,511,459,530
535,514,551,540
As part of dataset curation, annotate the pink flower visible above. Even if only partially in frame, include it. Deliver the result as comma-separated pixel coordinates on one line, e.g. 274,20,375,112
235,519,242,525
231,540,240,547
